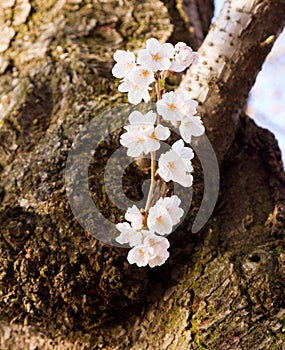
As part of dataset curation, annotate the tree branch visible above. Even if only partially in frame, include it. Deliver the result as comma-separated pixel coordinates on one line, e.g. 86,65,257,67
179,0,285,162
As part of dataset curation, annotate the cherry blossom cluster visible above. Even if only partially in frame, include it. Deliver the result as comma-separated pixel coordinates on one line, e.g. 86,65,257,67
116,196,183,267
157,90,204,143
112,38,199,104
120,110,170,157
112,38,205,267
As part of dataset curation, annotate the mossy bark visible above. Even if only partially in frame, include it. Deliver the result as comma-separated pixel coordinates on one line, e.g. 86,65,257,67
0,0,284,349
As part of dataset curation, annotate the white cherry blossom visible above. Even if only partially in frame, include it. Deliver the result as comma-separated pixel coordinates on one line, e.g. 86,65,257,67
127,66,155,87
170,42,199,72
155,195,184,225
156,91,185,122
179,115,205,143
144,233,170,252
147,204,173,235
120,127,157,157
112,50,136,78
137,38,174,71
177,90,198,116
120,111,170,156
116,222,149,247
147,195,184,235
118,80,150,105
144,234,170,267
125,205,144,230
127,245,151,267
156,90,198,123
115,222,141,246
157,142,193,187
148,251,169,267
172,139,194,172
127,233,170,267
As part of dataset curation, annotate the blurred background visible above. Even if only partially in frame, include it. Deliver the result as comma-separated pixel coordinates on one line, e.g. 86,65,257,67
214,0,285,166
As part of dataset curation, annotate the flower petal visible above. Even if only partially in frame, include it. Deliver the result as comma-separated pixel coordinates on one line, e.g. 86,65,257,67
128,111,144,125
147,204,173,235
127,246,150,267
154,124,170,140
125,205,143,229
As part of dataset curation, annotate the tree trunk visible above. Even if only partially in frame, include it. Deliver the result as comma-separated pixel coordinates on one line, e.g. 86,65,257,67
0,0,284,349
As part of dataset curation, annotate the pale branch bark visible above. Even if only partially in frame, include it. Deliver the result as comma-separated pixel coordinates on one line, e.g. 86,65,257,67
179,0,285,162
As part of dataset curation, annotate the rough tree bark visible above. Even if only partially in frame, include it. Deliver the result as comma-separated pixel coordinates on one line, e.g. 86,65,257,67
0,0,284,349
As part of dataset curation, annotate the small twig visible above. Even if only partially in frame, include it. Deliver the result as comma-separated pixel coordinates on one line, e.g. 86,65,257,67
144,151,157,214
144,74,164,215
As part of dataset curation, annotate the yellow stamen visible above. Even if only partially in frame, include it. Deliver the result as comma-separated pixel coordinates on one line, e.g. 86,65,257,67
141,70,149,77
167,161,175,169
167,103,176,111
152,54,160,61
156,216,163,223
